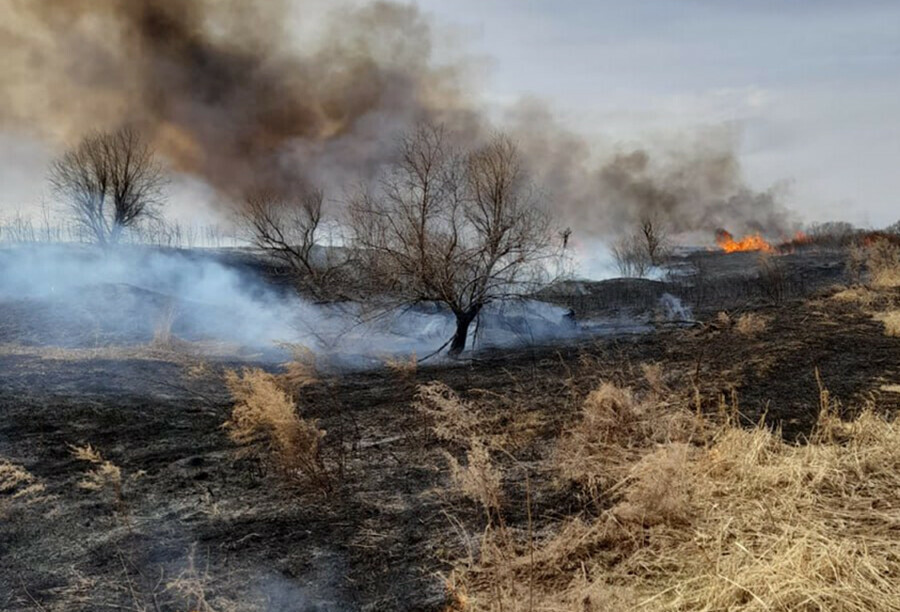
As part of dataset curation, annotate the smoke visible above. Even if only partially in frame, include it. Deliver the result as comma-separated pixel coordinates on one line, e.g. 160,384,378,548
1,0,792,238
0,244,578,366
507,102,795,238
0,0,480,198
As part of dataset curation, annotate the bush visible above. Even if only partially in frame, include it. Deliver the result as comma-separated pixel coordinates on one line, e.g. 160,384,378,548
223,368,329,491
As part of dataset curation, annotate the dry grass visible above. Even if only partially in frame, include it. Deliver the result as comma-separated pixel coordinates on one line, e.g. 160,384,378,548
70,443,125,511
0,458,47,517
223,368,329,490
876,310,900,337
555,382,705,503
449,381,900,612
866,238,900,288
416,381,487,448
384,352,418,379
735,312,769,336
276,343,319,390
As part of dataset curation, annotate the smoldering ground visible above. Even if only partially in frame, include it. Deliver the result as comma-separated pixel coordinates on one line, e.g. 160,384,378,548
1,0,793,239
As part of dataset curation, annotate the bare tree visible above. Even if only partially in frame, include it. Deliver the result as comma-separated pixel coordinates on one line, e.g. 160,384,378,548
612,234,651,278
49,127,165,245
349,125,556,355
241,189,335,292
639,216,670,266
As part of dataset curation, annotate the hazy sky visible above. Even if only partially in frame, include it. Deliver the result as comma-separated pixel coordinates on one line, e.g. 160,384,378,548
417,0,900,228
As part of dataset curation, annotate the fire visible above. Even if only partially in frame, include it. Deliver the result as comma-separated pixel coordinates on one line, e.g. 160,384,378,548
715,229,774,253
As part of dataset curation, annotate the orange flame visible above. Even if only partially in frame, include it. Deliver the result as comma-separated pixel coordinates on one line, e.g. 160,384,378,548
715,229,774,253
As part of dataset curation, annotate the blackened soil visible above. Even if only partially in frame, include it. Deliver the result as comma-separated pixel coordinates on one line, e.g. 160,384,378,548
1,287,899,610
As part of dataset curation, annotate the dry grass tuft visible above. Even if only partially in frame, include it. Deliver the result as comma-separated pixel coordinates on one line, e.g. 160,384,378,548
416,382,486,448
70,444,125,511
277,343,319,390
831,286,876,306
445,440,504,523
223,368,329,490
0,459,47,517
164,544,237,612
876,310,900,337
866,238,900,287
735,312,769,336
385,352,418,379
555,382,704,501
451,381,900,612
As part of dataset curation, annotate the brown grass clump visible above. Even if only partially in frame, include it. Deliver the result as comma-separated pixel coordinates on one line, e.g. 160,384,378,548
70,444,125,511
223,368,328,490
276,343,319,390
416,381,486,448
384,352,418,379
735,312,769,336
555,382,704,502
451,382,900,612
876,310,900,337
446,440,504,524
866,237,900,287
0,459,47,517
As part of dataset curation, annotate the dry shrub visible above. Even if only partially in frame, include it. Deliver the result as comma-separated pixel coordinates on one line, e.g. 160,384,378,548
555,382,703,501
866,237,900,287
876,310,900,337
715,311,732,327
735,312,769,336
276,343,318,390
416,381,485,447
223,368,328,490
453,384,900,612
446,439,503,523
70,444,125,511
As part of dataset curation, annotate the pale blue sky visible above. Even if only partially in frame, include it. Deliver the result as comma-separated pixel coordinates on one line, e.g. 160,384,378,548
416,0,900,227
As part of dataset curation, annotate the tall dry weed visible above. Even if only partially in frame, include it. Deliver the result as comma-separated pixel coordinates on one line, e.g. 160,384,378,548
70,444,126,512
223,368,328,490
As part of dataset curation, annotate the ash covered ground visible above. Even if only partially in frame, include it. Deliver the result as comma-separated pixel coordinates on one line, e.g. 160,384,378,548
1,244,898,611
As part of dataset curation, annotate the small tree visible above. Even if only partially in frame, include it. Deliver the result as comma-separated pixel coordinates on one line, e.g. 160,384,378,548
49,127,164,245
349,125,555,355
639,216,670,266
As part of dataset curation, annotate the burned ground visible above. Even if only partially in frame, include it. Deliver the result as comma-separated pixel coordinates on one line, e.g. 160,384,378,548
1,249,898,610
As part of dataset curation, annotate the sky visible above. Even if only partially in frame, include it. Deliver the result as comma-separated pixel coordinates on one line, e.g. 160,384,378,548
415,0,900,228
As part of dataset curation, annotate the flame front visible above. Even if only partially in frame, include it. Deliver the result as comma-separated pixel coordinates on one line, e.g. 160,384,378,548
715,229,774,253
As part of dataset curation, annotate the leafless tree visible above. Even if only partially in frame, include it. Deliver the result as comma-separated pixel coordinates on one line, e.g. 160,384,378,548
49,127,165,245
240,189,333,291
349,125,556,355
639,216,670,266
612,234,651,278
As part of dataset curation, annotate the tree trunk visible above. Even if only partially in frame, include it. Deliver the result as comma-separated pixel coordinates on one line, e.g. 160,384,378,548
448,305,481,356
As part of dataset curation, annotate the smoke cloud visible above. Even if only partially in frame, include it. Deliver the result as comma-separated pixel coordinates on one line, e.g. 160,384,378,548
1,0,792,238
0,0,480,198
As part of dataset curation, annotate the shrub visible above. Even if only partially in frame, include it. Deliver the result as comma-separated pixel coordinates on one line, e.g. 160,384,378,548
223,368,328,490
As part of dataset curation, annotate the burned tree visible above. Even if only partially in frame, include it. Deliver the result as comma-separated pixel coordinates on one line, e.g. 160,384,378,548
49,127,165,245
349,125,555,355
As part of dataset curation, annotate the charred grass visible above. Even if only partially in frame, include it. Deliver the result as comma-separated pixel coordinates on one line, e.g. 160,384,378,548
1,281,899,610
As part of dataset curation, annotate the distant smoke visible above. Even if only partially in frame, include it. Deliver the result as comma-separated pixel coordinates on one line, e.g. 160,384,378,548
1,1,791,237
507,102,795,238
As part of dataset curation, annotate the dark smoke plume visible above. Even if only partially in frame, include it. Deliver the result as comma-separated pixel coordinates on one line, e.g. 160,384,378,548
1,1,791,237
0,0,479,197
